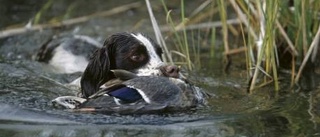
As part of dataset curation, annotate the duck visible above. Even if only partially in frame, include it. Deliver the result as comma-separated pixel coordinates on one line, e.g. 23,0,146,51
52,70,209,114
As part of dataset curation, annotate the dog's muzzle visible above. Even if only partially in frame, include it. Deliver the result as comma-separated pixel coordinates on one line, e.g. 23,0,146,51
159,65,180,78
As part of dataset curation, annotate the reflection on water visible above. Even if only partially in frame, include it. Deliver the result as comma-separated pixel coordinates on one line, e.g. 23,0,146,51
0,121,234,137
1,0,320,136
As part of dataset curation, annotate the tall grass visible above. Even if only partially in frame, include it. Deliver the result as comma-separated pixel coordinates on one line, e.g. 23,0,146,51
217,0,230,57
159,0,235,71
149,0,319,92
234,0,320,92
160,0,194,70
248,0,280,92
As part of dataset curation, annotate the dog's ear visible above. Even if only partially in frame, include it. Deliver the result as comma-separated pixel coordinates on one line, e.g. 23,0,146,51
80,47,113,98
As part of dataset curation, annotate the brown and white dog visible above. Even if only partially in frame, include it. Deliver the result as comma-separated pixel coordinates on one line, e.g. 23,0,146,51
36,32,180,98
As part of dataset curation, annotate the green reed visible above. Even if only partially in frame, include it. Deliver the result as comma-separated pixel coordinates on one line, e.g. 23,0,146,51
151,0,320,92
160,0,204,70
224,0,319,92
248,0,280,92
34,0,54,24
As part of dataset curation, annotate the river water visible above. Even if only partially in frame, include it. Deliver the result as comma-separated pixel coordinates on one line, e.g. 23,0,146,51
0,0,320,136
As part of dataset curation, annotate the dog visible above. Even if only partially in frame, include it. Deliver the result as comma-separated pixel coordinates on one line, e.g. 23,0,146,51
36,32,181,98
79,32,181,98
35,35,103,73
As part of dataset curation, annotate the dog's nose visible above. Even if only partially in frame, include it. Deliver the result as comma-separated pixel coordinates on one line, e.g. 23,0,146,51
160,65,180,78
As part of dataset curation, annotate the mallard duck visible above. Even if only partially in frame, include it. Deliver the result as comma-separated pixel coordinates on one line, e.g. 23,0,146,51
52,70,208,114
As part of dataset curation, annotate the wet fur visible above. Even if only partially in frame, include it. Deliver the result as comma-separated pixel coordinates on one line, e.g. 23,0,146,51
80,32,163,98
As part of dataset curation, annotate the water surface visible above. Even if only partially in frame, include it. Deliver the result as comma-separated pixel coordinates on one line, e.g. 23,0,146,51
1,0,320,136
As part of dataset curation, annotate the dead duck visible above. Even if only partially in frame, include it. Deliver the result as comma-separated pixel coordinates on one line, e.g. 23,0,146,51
52,70,208,114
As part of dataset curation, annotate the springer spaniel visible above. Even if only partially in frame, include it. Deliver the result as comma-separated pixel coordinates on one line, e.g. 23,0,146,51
36,32,180,98
80,32,181,98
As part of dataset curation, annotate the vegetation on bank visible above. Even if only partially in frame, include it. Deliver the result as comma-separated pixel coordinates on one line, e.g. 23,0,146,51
148,0,320,93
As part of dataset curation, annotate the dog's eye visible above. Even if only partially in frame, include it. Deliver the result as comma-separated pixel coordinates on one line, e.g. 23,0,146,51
130,54,145,62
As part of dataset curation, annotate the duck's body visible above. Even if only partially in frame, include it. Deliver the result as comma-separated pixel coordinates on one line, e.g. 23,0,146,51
52,70,208,114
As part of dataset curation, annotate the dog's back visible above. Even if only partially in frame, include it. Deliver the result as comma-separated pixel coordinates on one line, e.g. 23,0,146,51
35,35,102,73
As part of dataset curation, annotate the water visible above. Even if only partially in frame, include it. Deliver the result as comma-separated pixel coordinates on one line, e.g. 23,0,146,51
1,0,320,136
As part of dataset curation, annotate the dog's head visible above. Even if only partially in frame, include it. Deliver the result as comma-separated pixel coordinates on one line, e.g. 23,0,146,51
80,32,180,98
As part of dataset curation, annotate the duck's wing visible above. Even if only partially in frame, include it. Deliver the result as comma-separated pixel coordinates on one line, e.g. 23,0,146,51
77,87,167,114
76,76,185,113
110,69,138,80
92,69,138,96
122,76,183,105
82,85,145,108
91,69,137,98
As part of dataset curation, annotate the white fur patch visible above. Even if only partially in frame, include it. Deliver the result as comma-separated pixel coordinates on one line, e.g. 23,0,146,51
131,33,163,76
49,35,101,74
49,46,88,73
